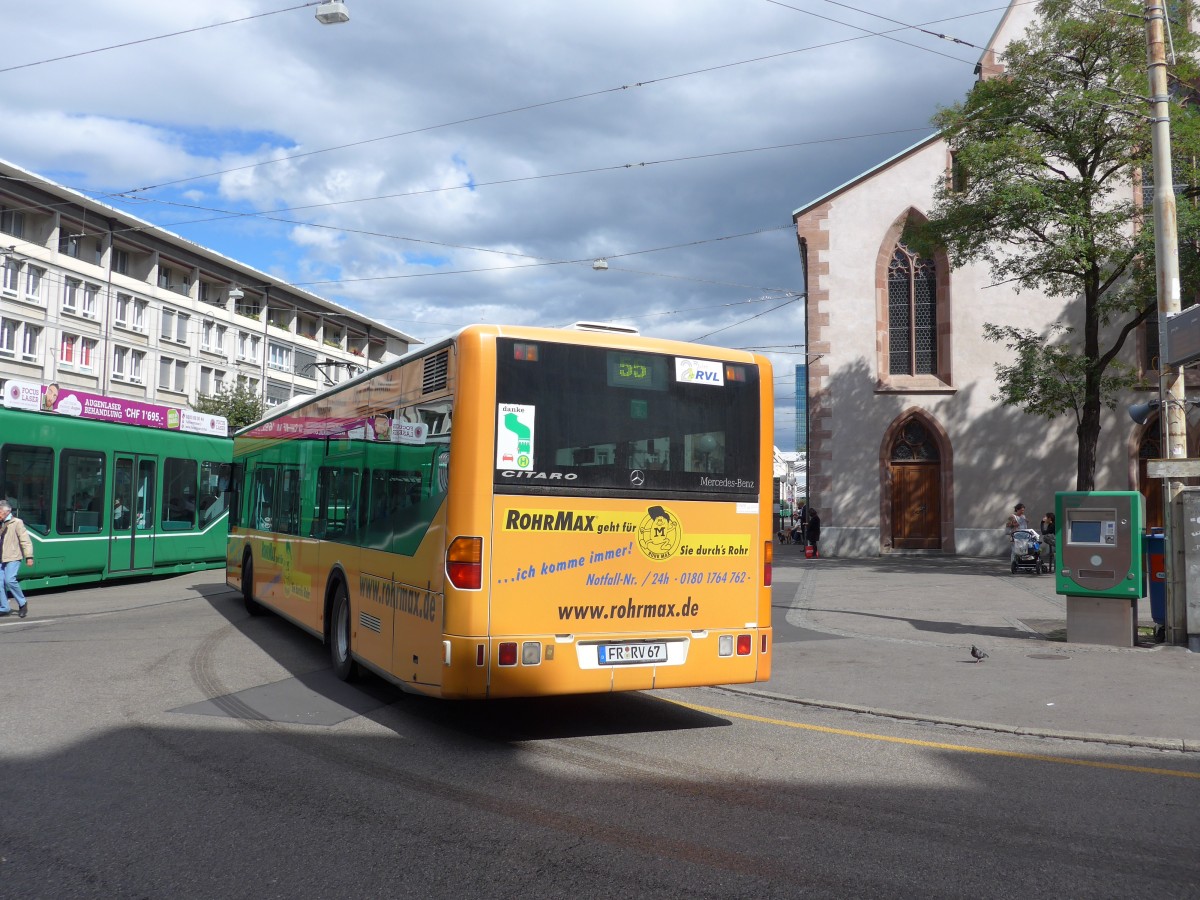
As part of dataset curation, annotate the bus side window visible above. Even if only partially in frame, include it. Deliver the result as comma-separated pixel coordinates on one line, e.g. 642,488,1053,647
315,466,360,541
278,466,302,536
252,466,276,531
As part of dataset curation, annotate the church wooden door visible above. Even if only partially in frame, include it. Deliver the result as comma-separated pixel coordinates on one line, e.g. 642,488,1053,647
890,421,942,550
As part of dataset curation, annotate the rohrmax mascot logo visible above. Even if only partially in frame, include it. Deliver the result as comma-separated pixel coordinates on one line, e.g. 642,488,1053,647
637,505,682,561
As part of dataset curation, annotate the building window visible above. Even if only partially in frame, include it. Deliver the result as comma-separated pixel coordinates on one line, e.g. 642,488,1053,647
81,283,99,319
80,338,96,371
267,342,292,371
0,318,16,356
888,242,937,376
236,299,261,320
113,345,129,380
129,349,145,383
237,374,260,394
24,266,44,304
0,207,25,238
160,308,189,345
112,247,129,275
158,356,187,393
159,265,190,296
201,320,226,353
265,379,291,407
63,278,80,313
237,331,261,362
116,294,147,332
199,366,226,396
20,324,40,360
60,334,95,371
294,348,317,378
2,258,19,297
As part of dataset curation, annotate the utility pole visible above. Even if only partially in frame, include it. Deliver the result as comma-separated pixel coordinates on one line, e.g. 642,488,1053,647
1145,1,1189,644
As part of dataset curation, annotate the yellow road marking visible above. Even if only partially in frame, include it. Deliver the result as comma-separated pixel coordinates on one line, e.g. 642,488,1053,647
667,699,1200,781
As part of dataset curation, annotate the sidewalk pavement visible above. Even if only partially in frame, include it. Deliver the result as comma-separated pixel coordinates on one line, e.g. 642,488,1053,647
756,544,1200,752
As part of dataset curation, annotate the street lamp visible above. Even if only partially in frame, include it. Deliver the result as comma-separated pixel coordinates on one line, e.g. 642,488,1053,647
314,1,350,24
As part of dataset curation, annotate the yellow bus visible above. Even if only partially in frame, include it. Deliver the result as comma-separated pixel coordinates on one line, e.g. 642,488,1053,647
227,323,774,698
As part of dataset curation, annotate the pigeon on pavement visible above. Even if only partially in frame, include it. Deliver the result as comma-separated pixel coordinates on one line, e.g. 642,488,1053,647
970,645,988,662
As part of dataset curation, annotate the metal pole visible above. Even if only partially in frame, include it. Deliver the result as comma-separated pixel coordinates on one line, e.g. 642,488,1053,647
1145,1,1189,644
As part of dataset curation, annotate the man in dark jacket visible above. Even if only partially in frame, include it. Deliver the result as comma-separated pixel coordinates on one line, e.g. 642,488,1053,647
806,509,821,559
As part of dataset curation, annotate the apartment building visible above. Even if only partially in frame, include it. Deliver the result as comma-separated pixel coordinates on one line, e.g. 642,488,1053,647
0,158,416,413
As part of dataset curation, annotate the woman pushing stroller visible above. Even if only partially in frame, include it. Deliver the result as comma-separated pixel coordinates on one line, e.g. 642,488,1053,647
1005,502,1044,575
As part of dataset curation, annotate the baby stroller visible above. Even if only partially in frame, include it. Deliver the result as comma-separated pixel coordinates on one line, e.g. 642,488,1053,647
1010,528,1044,575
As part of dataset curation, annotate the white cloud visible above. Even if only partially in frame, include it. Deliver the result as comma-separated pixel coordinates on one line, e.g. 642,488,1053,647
2,0,1008,449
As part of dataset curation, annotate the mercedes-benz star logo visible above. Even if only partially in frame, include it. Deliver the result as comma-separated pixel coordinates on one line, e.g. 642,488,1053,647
629,469,645,487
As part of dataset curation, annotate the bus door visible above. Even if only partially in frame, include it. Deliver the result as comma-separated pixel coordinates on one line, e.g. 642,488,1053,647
110,453,157,573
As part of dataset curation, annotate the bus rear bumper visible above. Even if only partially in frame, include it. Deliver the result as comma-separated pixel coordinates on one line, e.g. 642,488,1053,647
440,629,771,699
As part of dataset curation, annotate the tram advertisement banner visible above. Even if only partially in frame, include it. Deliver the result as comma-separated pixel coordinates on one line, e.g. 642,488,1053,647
3,380,227,437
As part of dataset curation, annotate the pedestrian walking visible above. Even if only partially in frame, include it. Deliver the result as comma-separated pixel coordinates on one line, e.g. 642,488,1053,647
0,499,33,618
806,509,821,559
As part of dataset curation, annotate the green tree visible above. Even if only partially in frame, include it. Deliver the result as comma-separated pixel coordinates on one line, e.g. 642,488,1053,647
193,382,264,431
921,0,1200,489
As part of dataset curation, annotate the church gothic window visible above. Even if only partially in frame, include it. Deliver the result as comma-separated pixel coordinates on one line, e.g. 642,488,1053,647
888,242,937,376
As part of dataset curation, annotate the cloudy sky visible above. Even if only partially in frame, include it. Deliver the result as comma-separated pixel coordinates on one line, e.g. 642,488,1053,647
2,0,1014,450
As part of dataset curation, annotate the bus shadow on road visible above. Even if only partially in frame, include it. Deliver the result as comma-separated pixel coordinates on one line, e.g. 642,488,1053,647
404,690,731,743
196,584,730,742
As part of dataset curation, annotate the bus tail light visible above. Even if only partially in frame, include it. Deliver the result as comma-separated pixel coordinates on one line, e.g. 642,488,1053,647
718,635,733,657
761,633,769,654
736,634,752,656
764,541,773,586
447,536,483,590
498,642,518,666
476,643,486,666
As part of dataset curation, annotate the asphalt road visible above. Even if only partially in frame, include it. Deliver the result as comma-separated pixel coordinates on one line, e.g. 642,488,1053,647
1,574,1197,898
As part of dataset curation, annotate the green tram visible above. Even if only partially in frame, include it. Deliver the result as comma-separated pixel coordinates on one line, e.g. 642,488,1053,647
0,405,231,591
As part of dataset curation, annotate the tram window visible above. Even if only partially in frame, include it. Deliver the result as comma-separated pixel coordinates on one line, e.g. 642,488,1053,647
198,460,226,527
0,444,53,536
57,450,105,534
162,457,198,531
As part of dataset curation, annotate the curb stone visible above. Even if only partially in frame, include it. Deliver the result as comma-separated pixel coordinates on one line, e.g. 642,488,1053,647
714,686,1197,754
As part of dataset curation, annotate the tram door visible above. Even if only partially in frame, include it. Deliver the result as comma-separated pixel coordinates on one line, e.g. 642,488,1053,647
110,453,157,573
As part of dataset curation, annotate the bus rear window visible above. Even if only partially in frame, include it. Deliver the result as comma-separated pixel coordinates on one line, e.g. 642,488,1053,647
494,339,760,498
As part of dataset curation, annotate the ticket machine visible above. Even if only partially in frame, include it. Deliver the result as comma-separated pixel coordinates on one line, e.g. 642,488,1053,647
1055,491,1145,646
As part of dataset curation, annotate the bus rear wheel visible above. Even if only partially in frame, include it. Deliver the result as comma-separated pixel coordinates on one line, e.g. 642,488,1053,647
242,553,266,616
330,582,360,682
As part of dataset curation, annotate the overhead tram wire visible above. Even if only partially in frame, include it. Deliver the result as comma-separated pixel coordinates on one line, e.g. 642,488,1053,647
690,295,803,342
114,3,1016,196
0,2,324,75
761,0,979,65
103,123,942,231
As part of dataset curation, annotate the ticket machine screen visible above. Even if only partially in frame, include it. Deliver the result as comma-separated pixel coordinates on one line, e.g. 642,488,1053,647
1065,509,1116,546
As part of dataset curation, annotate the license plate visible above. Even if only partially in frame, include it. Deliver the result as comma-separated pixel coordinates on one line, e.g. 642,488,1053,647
597,642,668,665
